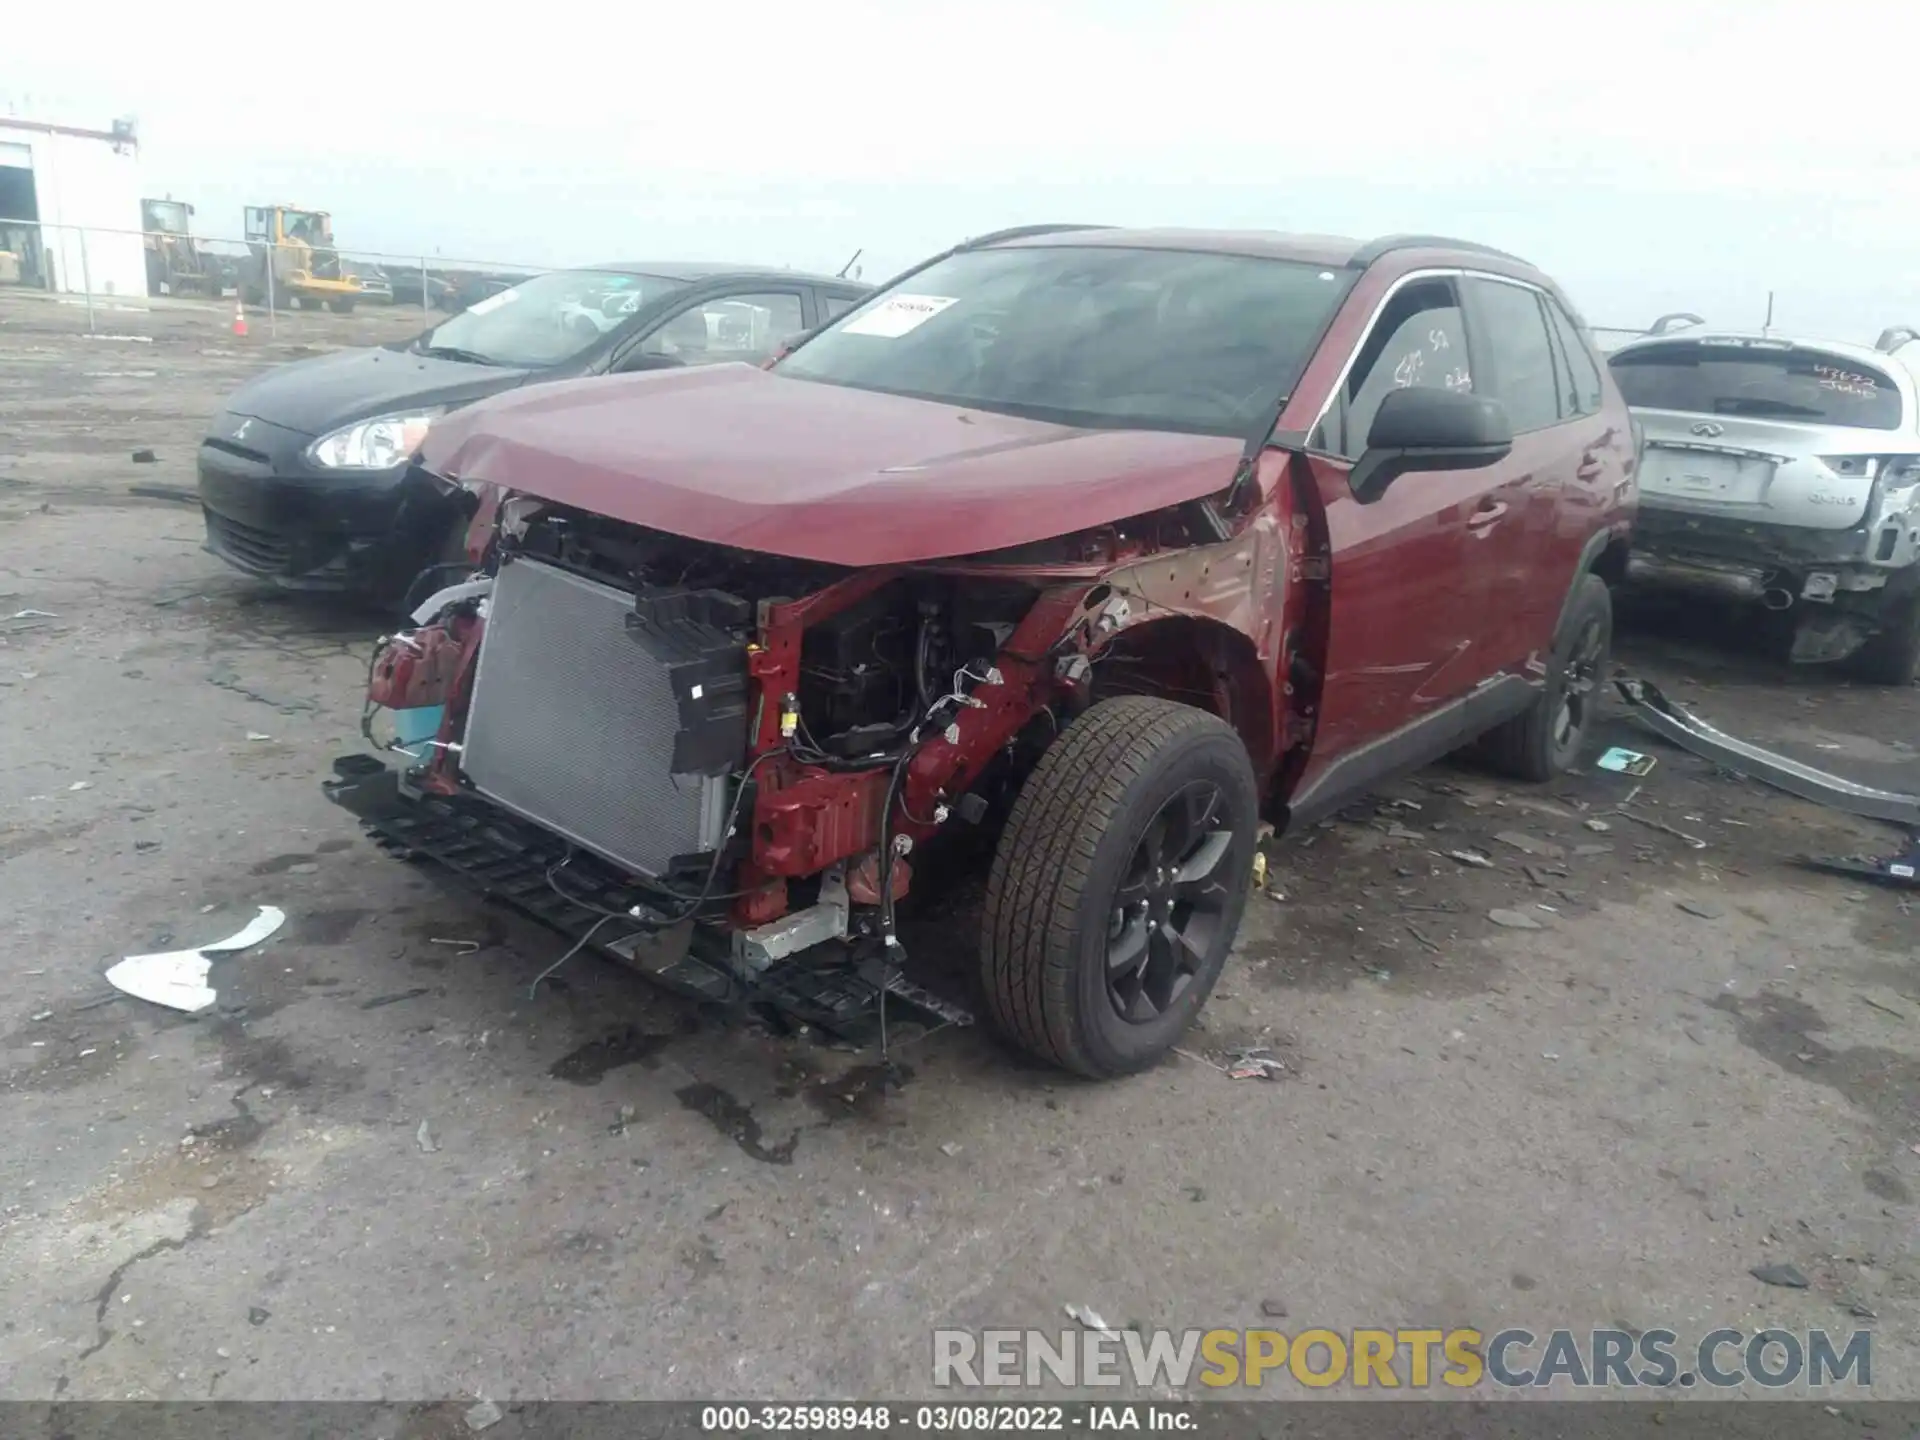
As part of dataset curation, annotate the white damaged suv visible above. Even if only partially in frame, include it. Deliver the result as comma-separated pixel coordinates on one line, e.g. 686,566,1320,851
1609,325,1920,683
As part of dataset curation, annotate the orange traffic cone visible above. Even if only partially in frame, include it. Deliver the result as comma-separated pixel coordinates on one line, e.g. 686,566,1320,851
232,301,248,338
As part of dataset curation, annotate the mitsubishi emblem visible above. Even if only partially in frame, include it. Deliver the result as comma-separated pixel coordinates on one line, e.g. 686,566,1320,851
1690,421,1725,438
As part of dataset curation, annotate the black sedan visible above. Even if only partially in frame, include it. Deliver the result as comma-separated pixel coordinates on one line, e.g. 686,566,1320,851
197,262,871,599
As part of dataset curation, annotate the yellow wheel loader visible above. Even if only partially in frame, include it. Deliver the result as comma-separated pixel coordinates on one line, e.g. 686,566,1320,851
240,206,364,312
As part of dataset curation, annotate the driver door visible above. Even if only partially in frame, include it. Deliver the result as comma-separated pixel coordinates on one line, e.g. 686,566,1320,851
1288,275,1523,816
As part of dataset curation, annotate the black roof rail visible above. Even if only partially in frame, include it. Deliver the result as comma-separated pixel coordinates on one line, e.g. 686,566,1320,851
958,222,1114,250
1351,233,1528,267
1649,312,1706,336
1874,325,1920,354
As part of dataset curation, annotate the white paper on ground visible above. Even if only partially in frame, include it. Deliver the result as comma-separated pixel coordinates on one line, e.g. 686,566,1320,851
105,906,288,1013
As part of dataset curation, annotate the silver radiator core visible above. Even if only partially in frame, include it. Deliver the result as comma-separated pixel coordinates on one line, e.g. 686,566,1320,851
460,556,729,878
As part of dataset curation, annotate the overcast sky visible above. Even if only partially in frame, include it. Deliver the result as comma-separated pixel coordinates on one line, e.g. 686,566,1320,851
8,0,1916,339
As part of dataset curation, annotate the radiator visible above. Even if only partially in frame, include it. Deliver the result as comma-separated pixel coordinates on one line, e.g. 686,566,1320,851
460,556,730,878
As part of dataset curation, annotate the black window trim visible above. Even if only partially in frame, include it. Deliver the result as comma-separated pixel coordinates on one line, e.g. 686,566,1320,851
1540,291,1604,421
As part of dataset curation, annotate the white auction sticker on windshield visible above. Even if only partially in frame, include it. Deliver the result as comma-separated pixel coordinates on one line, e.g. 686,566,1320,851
466,289,520,317
841,293,958,338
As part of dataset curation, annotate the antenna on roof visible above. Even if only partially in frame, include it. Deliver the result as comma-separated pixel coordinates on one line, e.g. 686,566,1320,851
1875,326,1920,354
837,247,863,279
1763,291,1775,333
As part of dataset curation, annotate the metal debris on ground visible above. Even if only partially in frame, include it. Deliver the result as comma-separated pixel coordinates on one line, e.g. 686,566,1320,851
1750,1263,1810,1289
246,731,271,742
1860,995,1908,1020
1598,747,1657,776
103,905,287,1014
1496,831,1563,857
1406,924,1442,954
1487,908,1544,930
1584,818,1612,832
940,1142,963,1157
1064,1304,1119,1337
68,781,92,791
1223,1046,1286,1080
1617,808,1708,850
8,609,57,620
429,937,482,954
1446,849,1494,869
1676,899,1724,919
1800,831,1920,890
1619,677,1920,829
464,1400,504,1432
416,1120,439,1154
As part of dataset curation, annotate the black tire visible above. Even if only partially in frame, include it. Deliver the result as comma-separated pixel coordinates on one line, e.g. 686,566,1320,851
980,696,1258,1078
1851,591,1920,686
328,297,356,314
1481,573,1613,782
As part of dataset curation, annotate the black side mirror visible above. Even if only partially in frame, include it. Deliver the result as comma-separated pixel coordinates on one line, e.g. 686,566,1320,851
1349,387,1513,504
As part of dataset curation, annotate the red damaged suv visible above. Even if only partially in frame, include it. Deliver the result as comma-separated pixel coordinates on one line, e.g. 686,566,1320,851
325,225,1637,1078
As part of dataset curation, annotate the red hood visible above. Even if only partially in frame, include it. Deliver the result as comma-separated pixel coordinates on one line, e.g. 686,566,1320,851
421,364,1244,565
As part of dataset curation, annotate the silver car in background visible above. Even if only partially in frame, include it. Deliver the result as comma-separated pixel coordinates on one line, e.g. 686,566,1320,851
1609,325,1920,684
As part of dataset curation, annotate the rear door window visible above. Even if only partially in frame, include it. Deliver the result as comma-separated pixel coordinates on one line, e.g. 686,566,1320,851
1464,278,1562,433
1609,341,1902,429
1544,299,1605,418
819,291,863,322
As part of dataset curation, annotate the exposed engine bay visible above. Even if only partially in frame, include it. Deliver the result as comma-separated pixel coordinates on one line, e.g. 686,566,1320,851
329,497,1269,1035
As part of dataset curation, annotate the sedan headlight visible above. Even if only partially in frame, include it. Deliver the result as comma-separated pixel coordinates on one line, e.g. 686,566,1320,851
307,409,442,470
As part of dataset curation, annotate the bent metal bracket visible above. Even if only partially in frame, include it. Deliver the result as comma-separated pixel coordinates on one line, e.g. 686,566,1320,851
1614,677,1920,887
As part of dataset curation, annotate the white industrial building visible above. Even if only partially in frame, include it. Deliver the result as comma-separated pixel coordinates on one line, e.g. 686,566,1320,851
0,113,147,297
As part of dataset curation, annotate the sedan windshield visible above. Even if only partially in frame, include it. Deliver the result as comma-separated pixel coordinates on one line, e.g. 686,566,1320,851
416,269,689,369
775,245,1354,435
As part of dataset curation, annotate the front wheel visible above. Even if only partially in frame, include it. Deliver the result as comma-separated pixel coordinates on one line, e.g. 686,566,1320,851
1481,573,1613,782
980,696,1258,1078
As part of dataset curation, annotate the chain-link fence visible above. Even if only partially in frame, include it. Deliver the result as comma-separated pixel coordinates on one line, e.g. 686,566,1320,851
0,215,553,335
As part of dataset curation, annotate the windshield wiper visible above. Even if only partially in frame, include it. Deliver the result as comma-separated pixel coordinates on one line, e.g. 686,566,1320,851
415,344,496,366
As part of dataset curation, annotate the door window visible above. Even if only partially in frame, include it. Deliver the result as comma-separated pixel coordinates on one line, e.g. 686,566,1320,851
1315,279,1471,458
1466,278,1562,433
1544,298,1605,418
638,291,806,366
820,291,863,322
